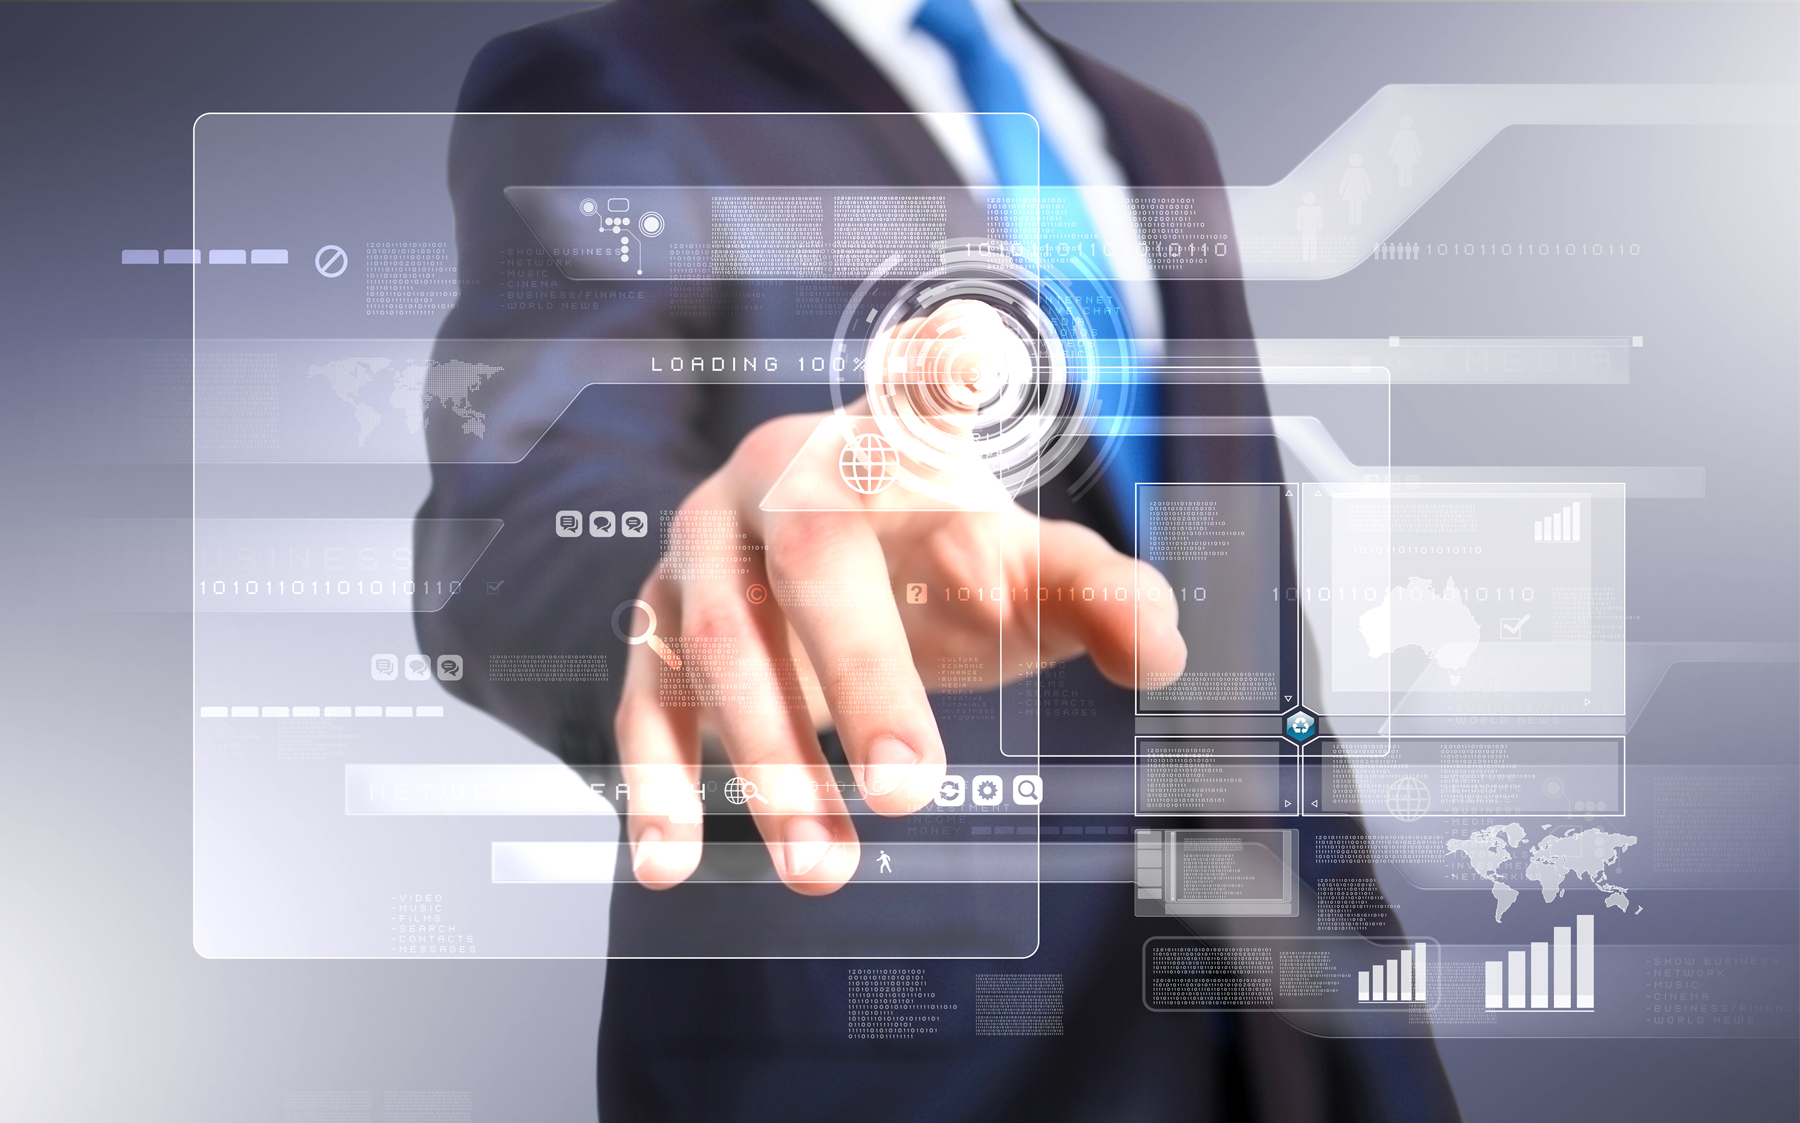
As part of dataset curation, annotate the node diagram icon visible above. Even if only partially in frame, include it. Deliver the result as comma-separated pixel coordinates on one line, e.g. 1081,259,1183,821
579,196,642,275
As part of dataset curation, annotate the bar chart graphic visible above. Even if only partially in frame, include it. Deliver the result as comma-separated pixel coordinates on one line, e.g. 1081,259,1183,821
1357,942,1429,1003
1484,915,1595,1011
1533,501,1582,543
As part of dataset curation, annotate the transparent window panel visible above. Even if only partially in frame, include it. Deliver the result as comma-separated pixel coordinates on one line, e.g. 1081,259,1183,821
1300,481,1626,718
193,112,1078,958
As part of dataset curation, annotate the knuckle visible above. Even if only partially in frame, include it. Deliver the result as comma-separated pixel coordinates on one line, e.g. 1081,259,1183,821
763,513,847,569
680,603,741,646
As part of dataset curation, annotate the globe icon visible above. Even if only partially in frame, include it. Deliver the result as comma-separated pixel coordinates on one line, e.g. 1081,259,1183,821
1386,776,1432,822
838,433,899,494
724,776,759,806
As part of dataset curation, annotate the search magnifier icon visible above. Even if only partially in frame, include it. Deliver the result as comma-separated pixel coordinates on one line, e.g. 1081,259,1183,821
612,599,682,670
724,776,767,806
1012,774,1043,806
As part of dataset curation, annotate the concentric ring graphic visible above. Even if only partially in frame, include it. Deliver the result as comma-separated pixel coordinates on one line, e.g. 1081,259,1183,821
829,244,1129,505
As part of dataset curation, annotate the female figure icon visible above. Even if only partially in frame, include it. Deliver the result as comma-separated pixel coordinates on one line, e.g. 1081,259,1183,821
1339,154,1373,226
1390,116,1423,187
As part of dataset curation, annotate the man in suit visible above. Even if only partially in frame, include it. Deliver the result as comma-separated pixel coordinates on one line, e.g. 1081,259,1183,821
418,1,1462,1118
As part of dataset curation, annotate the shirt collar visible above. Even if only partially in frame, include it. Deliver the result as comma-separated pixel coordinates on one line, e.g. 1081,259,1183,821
809,0,927,49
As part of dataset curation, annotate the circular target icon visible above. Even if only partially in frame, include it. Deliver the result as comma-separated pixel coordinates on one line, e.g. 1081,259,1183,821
638,211,665,237
828,244,1123,504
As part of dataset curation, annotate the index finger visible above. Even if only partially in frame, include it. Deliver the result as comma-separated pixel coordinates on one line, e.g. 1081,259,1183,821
1031,517,1187,690
759,506,949,816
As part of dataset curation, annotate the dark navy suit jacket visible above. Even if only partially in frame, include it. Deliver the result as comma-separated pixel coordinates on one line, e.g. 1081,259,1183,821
418,2,1461,1119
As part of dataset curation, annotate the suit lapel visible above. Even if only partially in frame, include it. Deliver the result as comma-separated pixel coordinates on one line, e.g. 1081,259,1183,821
1021,11,1277,488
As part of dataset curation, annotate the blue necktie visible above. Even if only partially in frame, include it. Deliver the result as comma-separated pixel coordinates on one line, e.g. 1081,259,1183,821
914,0,1161,539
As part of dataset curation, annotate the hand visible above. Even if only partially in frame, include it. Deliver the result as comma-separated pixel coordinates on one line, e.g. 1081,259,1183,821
615,300,1187,894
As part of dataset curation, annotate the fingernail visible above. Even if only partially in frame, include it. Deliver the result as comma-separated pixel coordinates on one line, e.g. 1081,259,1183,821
863,736,920,798
783,818,833,879
632,825,663,874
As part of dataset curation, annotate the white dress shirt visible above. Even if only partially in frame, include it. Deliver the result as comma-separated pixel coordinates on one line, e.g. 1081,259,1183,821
810,0,1164,346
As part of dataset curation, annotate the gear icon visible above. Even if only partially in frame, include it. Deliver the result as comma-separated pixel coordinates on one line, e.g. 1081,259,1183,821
972,775,1004,806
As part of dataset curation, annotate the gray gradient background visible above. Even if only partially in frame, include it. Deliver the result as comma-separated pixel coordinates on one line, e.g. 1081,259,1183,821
1,2,1795,1119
